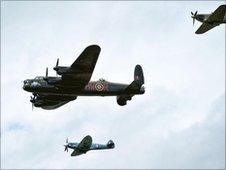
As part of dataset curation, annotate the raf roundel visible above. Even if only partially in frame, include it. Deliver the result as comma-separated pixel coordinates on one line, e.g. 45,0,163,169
95,83,104,91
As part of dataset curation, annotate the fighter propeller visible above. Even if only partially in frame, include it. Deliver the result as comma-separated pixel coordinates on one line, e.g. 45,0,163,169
191,11,198,26
64,137,69,152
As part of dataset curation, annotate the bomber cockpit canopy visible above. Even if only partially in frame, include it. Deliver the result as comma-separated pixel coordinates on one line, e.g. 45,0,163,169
99,78,107,82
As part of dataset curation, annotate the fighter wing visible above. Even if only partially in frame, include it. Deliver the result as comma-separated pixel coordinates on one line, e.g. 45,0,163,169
195,23,218,34
71,150,83,156
61,45,101,88
77,135,92,152
206,5,226,22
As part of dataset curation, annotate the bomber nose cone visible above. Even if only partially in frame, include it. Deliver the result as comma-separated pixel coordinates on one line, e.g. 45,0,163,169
23,81,26,90
23,80,29,91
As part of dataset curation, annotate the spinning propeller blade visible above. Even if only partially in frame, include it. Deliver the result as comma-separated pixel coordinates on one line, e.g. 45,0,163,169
30,95,37,111
56,58,59,67
55,58,59,76
45,67,48,77
191,11,198,26
64,137,69,152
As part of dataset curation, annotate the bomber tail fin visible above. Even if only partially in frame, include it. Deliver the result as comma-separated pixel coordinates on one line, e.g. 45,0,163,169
134,64,144,85
124,65,144,93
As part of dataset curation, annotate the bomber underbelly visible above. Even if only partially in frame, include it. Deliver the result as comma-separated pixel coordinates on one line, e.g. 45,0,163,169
38,90,126,96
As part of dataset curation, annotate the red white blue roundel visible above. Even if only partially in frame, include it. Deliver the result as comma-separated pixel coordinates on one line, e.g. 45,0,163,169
95,83,104,91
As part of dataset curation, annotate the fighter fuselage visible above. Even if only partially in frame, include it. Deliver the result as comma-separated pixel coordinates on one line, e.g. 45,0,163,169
193,13,226,23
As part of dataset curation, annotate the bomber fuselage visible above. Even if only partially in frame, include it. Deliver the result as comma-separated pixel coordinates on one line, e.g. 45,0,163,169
23,76,145,96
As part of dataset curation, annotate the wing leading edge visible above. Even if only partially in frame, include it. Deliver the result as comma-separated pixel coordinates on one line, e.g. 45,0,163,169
195,23,218,34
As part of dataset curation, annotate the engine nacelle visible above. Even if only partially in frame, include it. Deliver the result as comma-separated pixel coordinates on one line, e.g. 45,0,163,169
53,66,70,75
117,96,127,106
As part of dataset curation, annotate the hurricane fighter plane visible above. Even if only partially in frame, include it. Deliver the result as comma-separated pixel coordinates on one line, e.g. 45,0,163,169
23,45,145,110
191,5,226,34
64,135,115,156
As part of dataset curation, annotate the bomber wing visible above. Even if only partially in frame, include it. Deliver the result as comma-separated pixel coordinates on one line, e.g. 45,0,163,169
32,94,76,110
41,101,69,110
61,45,101,88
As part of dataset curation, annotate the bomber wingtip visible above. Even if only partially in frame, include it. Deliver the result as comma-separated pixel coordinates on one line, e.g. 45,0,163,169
87,44,101,51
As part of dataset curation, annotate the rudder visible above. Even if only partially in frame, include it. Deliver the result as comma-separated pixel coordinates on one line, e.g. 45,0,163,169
134,65,144,85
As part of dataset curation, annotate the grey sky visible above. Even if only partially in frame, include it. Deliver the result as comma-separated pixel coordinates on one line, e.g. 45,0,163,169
1,1,225,169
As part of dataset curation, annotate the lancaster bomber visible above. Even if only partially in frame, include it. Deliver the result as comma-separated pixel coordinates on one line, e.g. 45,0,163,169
64,135,115,156
191,4,226,34
23,45,145,110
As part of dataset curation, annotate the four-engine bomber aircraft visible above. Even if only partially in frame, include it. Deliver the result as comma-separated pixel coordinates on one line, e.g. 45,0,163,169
23,45,145,110
191,4,226,34
64,135,115,156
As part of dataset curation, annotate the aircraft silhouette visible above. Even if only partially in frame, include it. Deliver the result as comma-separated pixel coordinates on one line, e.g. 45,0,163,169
23,45,145,110
191,5,226,34
64,135,115,156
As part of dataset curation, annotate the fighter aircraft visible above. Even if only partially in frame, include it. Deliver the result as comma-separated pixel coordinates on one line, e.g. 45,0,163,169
64,135,115,156
23,45,145,110
191,4,226,34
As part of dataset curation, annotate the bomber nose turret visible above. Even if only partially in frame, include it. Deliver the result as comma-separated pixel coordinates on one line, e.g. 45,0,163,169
23,80,29,90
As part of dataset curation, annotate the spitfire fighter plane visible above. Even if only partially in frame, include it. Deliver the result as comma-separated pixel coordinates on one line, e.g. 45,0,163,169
23,45,145,110
191,5,226,34
64,135,115,156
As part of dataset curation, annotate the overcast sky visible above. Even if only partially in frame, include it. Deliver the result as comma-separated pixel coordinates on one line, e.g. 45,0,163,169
1,1,225,169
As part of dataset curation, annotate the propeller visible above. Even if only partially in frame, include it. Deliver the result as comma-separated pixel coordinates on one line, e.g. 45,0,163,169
56,58,59,67
64,137,69,152
32,103,34,111
55,58,59,76
45,67,48,77
30,95,35,111
191,11,198,26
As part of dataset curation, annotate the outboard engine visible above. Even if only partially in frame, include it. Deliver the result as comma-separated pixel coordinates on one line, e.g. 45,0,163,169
107,140,115,148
